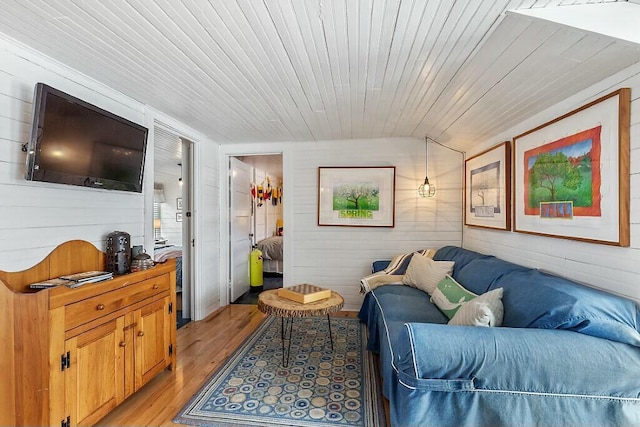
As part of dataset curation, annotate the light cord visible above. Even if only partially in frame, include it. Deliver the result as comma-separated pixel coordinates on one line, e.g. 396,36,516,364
425,136,429,178
425,135,466,159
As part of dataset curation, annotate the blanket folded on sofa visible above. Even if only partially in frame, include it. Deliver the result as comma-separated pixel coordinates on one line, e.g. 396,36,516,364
360,249,435,293
359,274,404,293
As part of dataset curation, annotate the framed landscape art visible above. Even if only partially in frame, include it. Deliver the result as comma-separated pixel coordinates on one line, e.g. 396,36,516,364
513,88,630,246
318,166,395,227
464,141,511,230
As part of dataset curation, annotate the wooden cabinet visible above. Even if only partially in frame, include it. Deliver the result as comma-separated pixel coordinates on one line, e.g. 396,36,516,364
65,318,124,426
0,240,177,427
134,297,173,391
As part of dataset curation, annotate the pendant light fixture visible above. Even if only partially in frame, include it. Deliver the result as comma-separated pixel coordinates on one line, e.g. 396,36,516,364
418,136,436,197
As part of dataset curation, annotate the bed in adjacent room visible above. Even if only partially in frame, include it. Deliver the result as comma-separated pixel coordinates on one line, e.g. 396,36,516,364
256,236,282,274
154,245,183,286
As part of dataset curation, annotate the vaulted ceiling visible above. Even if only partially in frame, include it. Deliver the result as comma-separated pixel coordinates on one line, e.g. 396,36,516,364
1,0,639,150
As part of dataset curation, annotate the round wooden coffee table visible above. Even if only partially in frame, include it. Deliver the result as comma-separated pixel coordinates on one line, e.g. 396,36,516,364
257,289,344,367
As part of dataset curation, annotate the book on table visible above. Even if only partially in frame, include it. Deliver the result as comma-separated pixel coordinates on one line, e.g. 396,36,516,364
30,271,114,290
61,271,113,288
277,284,332,304
29,278,75,289
60,271,113,282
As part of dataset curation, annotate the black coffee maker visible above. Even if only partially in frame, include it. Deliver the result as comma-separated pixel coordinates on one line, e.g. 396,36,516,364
105,231,131,275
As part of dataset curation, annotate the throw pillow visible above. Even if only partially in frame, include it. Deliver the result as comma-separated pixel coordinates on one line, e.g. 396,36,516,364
402,255,454,295
449,288,504,327
430,275,476,318
381,248,437,275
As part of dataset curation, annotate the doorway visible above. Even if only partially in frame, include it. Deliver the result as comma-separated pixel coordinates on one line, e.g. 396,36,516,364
228,154,284,304
153,124,194,328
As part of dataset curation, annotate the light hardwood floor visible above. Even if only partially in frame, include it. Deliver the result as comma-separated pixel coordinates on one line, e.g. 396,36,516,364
98,304,359,426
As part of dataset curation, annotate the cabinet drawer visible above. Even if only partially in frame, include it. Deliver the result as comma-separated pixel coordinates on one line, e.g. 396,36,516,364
65,274,169,331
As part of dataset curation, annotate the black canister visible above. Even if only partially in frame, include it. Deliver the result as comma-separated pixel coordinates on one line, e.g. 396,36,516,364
105,231,131,274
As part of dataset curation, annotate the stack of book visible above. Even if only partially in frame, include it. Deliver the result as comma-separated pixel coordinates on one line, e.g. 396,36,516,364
61,271,113,287
29,271,113,289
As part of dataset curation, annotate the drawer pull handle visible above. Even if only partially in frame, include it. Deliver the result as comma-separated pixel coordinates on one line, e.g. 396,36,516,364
153,284,159,289
138,331,145,337
119,342,126,347
97,304,105,311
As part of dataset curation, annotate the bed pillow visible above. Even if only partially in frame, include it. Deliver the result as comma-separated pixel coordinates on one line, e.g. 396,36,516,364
430,275,476,318
402,255,454,295
449,288,504,327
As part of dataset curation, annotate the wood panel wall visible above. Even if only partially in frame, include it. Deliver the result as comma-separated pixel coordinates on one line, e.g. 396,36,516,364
153,126,184,246
464,62,640,304
0,37,146,271
220,138,463,310
0,36,222,321
286,137,463,310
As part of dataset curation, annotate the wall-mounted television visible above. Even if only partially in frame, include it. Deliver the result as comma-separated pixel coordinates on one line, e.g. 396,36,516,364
25,83,148,192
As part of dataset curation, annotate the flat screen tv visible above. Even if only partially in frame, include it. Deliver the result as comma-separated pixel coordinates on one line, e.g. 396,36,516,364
25,83,148,192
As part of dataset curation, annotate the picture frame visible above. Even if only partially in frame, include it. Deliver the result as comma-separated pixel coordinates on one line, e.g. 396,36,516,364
318,166,395,227
513,88,630,246
176,197,183,210
464,141,511,230
176,212,183,222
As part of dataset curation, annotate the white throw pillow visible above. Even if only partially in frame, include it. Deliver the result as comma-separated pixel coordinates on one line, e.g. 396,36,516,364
402,255,454,295
448,288,504,327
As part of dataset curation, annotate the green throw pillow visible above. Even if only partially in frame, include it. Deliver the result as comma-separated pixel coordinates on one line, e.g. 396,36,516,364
430,275,477,319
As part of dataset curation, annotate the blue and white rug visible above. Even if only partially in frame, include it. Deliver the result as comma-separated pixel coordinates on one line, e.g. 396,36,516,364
174,316,386,427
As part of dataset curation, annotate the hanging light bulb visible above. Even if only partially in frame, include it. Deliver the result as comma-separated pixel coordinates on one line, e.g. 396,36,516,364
418,137,436,197
418,176,435,197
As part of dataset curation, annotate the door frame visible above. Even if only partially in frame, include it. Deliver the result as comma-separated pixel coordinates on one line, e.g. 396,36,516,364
145,119,198,320
228,156,253,302
218,144,289,308
179,137,194,319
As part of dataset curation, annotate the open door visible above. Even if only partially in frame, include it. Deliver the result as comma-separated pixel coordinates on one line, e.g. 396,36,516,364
180,138,194,322
152,124,193,328
229,157,252,302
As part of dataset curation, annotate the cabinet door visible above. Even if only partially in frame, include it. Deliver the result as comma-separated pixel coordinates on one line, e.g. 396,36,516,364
65,317,125,427
134,297,171,390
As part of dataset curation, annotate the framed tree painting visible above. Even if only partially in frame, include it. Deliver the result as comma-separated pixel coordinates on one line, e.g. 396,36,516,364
464,141,511,230
513,88,630,246
318,166,395,227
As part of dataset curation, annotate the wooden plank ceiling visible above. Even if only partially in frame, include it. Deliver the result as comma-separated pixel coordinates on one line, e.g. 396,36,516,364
0,0,639,150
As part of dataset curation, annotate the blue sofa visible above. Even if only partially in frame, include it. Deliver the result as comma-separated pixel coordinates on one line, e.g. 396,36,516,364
358,246,640,427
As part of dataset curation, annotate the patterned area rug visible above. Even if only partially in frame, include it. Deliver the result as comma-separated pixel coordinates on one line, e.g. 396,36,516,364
174,316,386,427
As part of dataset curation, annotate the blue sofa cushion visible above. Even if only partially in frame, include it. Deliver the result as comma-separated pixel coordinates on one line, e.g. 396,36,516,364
358,285,448,354
435,246,640,348
454,256,529,295
358,285,448,399
433,246,492,277
364,285,448,325
494,269,640,347
371,260,390,273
